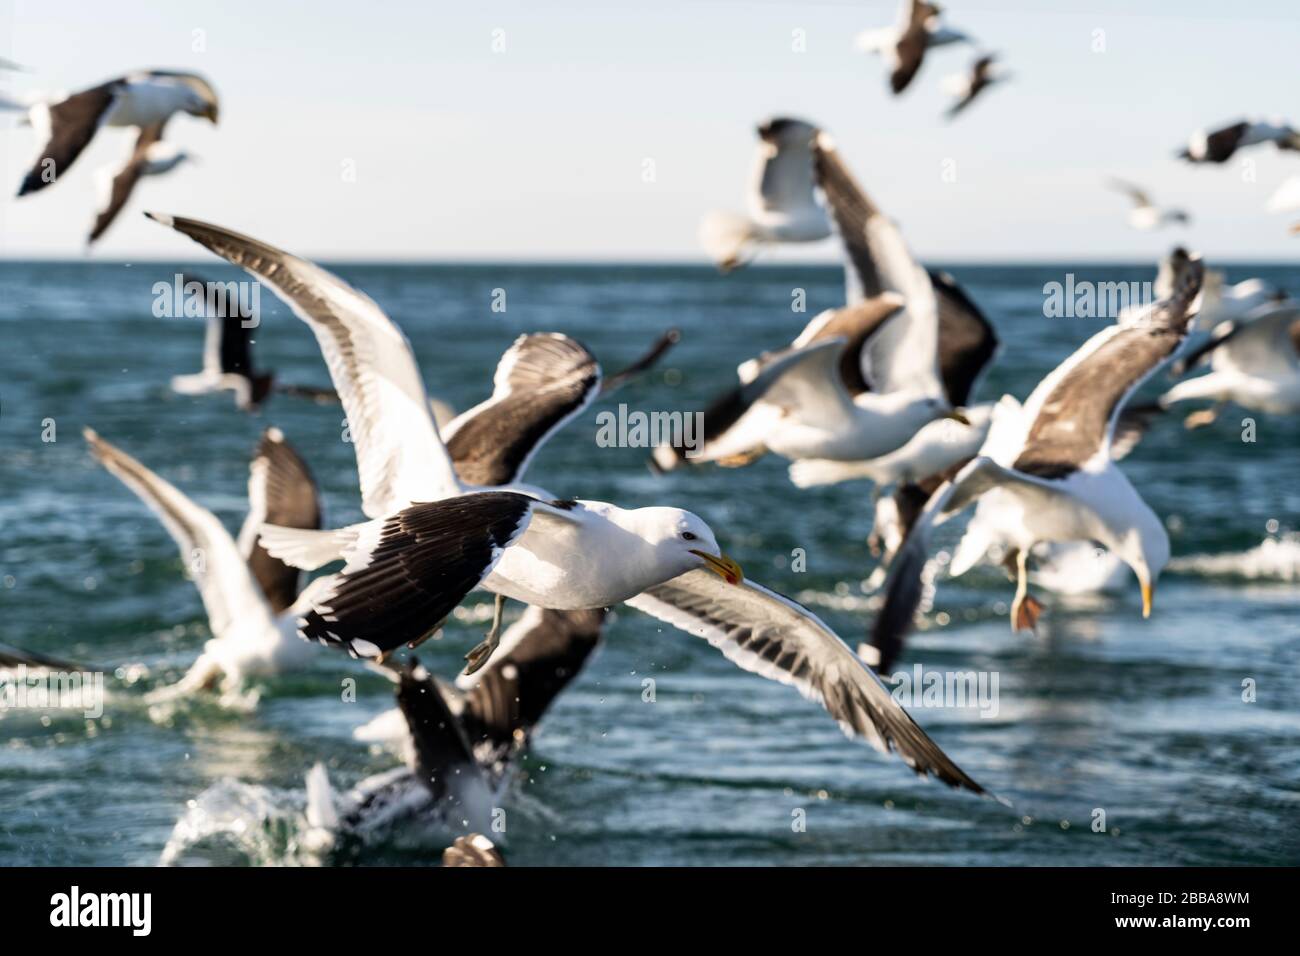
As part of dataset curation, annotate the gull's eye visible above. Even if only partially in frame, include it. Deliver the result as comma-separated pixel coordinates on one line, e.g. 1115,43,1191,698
682,531,698,541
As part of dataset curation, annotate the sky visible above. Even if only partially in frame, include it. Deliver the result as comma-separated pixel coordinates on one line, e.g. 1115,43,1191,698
1,0,1298,262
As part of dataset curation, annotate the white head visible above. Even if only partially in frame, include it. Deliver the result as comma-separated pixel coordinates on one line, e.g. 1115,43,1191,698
629,507,744,585
158,71,220,124
896,391,971,433
1109,507,1170,619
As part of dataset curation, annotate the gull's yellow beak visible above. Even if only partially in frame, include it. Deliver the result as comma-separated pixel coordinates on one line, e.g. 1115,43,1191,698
944,408,972,426
690,549,744,586
1141,581,1154,619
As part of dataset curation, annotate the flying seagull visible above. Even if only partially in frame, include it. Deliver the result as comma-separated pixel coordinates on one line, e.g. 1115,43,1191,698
1107,179,1191,231
1160,303,1300,427
11,70,216,197
942,54,1007,119
856,0,971,95
148,211,990,795
788,268,1000,490
658,131,973,474
699,117,831,271
88,120,195,243
84,427,323,701
870,252,1205,669
1178,118,1300,164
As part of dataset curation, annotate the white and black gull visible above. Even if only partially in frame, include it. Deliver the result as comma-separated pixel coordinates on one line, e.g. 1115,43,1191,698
1178,118,1300,164
699,117,831,272
1106,179,1191,231
855,0,972,95
658,130,977,475
147,212,991,794
83,426,323,702
8,69,216,197
868,253,1205,670
941,53,1007,119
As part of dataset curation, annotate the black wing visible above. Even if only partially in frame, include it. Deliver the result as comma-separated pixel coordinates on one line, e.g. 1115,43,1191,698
18,82,118,196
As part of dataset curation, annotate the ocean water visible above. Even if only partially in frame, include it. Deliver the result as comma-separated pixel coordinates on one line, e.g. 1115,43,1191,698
1,259,1297,867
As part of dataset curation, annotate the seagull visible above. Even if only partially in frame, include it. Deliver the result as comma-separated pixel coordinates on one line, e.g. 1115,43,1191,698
1191,271,1287,330
659,132,970,474
1159,303,1300,427
855,0,971,95
699,117,831,272
309,610,605,851
1178,118,1300,164
148,212,990,794
11,70,216,197
860,390,1161,653
169,277,276,411
84,427,324,701
941,54,1007,119
1107,179,1191,231
788,268,1000,490
869,253,1205,670
88,121,195,243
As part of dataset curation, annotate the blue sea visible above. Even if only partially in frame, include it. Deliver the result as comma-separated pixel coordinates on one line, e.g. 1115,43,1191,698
1,259,1297,866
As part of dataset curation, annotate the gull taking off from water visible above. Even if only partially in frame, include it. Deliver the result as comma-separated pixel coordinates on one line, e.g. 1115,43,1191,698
699,118,831,271
1107,179,1190,231
855,0,972,95
148,212,991,795
311,610,606,850
84,427,323,702
870,253,1205,669
6,70,216,196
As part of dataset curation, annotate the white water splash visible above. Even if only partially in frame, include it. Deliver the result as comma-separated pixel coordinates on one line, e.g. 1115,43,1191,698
159,779,324,867
1169,533,1300,582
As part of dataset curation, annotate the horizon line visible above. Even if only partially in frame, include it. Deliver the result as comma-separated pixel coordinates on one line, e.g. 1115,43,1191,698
1,254,1297,268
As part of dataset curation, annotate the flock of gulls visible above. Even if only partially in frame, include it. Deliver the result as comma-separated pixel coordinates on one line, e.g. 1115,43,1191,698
5,15,1300,867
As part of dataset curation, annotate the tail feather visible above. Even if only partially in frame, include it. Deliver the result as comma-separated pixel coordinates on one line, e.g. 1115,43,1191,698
259,524,351,571
698,211,760,271
789,458,877,488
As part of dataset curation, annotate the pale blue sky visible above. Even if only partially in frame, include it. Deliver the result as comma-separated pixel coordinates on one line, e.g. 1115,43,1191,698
1,1,1298,261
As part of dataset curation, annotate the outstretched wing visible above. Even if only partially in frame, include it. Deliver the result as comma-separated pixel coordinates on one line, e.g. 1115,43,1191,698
239,427,321,613
18,81,119,196
148,213,461,516
442,334,600,486
89,121,167,243
930,269,998,407
627,569,986,794
85,428,275,640
1013,256,1204,477
455,606,606,760
815,135,942,396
